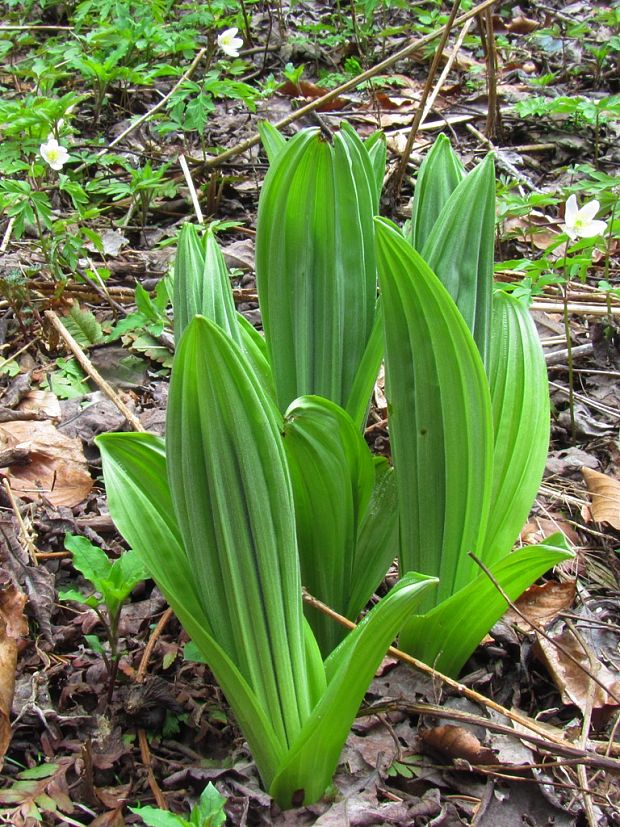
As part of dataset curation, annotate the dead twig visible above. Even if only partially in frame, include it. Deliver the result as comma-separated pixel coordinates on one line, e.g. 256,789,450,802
468,552,620,706
390,0,463,200
43,309,144,433
301,589,596,750
531,301,620,317
200,0,499,171
136,607,174,683
359,700,620,773
138,728,168,810
2,479,39,565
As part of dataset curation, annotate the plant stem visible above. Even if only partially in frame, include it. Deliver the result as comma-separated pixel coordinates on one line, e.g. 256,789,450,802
562,278,577,443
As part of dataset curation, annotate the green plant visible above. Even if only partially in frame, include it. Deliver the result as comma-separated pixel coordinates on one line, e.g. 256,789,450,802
255,122,386,426
96,125,575,807
131,781,227,827
173,131,395,656
59,533,149,702
0,762,75,823
374,135,574,673
91,159,177,227
97,318,435,808
514,95,620,165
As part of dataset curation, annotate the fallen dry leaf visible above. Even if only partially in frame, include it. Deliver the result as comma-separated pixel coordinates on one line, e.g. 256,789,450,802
535,628,620,718
278,79,346,111
582,467,620,530
506,15,541,34
95,784,131,810
504,580,577,631
0,584,28,769
420,725,499,767
520,515,580,546
16,390,61,421
89,810,126,827
502,211,563,251
0,420,92,507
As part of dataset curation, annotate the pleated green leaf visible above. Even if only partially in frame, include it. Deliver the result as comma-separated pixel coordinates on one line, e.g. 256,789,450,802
258,120,288,164
96,432,285,786
485,293,550,564
256,124,381,414
98,332,437,809
345,299,384,430
283,395,392,654
409,133,464,251
173,223,205,341
270,572,437,808
375,217,494,608
399,534,573,676
420,154,496,368
347,457,399,619
236,312,277,402
173,223,240,345
167,316,313,750
364,129,387,206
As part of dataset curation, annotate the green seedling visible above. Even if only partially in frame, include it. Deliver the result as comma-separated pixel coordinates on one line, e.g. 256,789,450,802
130,782,227,827
60,533,149,704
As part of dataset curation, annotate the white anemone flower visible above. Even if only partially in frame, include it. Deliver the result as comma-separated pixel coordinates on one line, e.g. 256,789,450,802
217,27,243,58
39,136,70,171
561,194,607,240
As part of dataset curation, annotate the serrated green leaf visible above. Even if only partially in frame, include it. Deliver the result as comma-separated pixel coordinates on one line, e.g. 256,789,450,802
58,588,95,607
62,303,104,347
135,282,166,324
126,333,174,368
18,764,58,780
130,806,189,827
111,549,150,593
191,782,227,827
64,533,112,588
84,634,106,655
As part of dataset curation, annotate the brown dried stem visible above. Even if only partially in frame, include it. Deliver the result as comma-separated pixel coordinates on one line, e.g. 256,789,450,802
468,551,620,705
390,0,462,201
43,309,144,433
302,589,586,748
201,0,499,171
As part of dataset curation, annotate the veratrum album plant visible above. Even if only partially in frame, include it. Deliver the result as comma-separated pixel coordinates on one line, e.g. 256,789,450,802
97,317,435,808
378,135,573,674
97,127,573,808
172,129,399,658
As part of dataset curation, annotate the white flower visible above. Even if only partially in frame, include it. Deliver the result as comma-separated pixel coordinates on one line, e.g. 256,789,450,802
561,194,607,240
39,136,70,171
217,27,243,58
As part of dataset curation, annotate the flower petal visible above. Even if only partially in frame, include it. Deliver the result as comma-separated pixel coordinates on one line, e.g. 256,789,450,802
579,199,600,222
564,194,578,223
576,219,607,238
560,223,577,240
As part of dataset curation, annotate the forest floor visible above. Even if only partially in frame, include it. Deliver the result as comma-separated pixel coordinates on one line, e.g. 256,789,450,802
0,0,619,824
